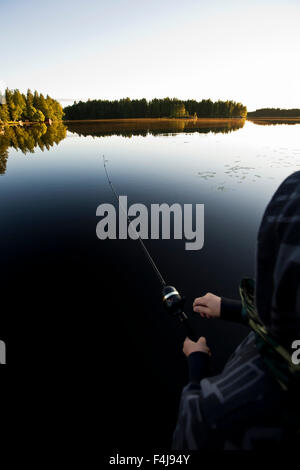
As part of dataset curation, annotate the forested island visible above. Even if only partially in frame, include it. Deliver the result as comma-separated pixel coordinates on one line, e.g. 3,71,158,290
0,89,64,124
248,108,300,117
3,89,300,124
63,97,247,120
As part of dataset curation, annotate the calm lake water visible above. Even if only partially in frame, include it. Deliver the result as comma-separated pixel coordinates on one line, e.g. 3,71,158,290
1,119,300,448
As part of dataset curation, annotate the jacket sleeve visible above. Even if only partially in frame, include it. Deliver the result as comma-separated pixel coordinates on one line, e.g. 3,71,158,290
172,352,216,450
173,300,247,450
220,297,245,324
187,351,211,384
172,382,214,450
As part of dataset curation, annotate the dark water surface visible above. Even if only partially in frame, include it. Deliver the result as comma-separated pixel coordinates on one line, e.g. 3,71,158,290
1,119,300,449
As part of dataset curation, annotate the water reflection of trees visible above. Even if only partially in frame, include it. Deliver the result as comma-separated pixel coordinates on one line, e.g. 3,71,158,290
248,118,300,126
0,119,245,175
0,122,67,174
66,119,245,138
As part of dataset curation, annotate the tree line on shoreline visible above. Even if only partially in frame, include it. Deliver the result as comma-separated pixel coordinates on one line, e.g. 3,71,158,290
248,108,300,117
63,97,247,120
2,88,298,122
0,89,64,123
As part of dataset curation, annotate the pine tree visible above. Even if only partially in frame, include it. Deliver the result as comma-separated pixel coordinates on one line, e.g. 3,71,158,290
0,103,10,122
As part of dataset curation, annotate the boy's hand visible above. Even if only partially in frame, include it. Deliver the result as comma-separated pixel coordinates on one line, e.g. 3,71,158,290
193,293,221,319
183,336,211,357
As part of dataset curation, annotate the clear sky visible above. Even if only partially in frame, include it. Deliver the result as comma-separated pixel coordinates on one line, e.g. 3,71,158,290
2,0,300,110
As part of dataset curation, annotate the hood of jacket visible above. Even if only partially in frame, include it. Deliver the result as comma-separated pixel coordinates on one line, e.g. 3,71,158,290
255,171,300,348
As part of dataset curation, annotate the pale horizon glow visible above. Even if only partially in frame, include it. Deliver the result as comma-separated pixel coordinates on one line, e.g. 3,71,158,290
2,0,300,111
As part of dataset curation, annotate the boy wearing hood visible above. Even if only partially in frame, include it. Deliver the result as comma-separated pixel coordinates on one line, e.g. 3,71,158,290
173,171,300,450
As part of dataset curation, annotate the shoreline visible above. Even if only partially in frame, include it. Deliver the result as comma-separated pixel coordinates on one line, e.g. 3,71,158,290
247,116,300,121
2,117,300,128
1,121,55,127
63,117,245,123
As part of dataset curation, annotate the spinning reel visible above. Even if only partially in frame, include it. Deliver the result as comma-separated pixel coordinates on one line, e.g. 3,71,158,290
162,285,198,342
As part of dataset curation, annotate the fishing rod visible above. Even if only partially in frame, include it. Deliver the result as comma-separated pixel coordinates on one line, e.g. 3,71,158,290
102,155,199,342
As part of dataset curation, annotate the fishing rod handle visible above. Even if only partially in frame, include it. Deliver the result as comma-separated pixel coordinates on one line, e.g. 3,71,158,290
181,312,200,343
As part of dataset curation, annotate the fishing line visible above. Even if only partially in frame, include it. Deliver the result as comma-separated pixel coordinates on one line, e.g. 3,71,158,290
102,155,199,341
103,155,167,287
